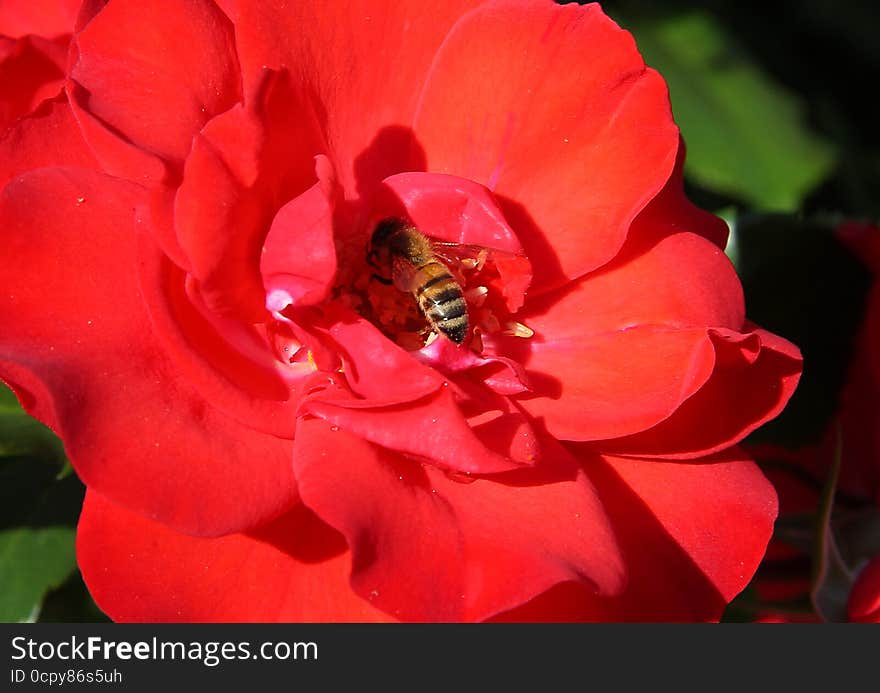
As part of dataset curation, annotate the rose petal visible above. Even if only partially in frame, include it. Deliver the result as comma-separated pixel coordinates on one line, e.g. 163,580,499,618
601,327,803,458
0,35,67,131
416,335,531,395
413,0,679,290
136,233,305,440
521,228,745,336
631,136,730,250
321,312,445,403
374,172,525,254
458,379,539,464
71,0,241,168
301,386,524,474
261,179,338,310
222,0,485,198
78,491,389,622
0,0,80,38
293,419,623,621
516,325,717,441
493,449,777,621
0,95,98,189
512,228,785,443
175,70,329,319
65,79,168,184
0,168,297,536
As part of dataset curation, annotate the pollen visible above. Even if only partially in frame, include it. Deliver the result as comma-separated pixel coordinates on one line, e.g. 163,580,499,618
459,249,488,271
502,321,534,338
342,227,533,352
464,285,489,307
396,331,428,351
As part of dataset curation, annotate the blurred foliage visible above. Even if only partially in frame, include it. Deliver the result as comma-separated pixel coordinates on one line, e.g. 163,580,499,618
0,383,108,622
599,0,880,218
612,8,836,211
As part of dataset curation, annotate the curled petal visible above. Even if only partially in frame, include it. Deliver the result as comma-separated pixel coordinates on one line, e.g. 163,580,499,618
70,0,241,168
513,225,794,445
416,335,531,395
301,386,524,474
602,327,803,458
317,311,445,404
175,70,329,319
65,79,168,184
516,324,718,441
261,175,337,311
0,34,67,131
375,172,525,253
0,0,80,38
0,96,98,189
456,378,539,464
137,231,303,440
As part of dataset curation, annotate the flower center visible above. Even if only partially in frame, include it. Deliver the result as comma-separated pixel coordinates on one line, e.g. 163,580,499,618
334,218,533,354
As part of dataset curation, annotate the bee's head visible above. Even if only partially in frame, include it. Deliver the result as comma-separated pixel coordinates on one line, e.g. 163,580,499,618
370,217,407,247
367,217,407,272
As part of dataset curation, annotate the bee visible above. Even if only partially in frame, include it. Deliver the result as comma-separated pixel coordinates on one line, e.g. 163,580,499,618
367,217,469,345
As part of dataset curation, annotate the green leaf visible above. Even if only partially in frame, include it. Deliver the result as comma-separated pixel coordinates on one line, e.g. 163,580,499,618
0,383,20,410
619,10,836,211
0,384,65,462
0,383,85,621
0,526,77,622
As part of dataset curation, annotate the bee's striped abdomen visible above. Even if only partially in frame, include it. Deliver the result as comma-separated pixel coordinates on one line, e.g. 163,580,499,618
414,262,468,345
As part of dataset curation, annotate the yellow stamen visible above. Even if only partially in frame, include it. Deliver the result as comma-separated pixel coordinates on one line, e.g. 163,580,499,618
464,285,489,307
502,321,534,338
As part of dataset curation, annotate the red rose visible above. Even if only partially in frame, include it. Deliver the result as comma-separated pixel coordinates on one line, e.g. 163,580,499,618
0,0,801,621
0,0,80,132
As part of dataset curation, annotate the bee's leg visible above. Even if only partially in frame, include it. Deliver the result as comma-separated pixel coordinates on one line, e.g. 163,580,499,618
370,273,393,286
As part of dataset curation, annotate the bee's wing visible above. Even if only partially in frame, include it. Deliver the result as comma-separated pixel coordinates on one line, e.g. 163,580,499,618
429,239,532,313
429,240,530,276
429,240,487,265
